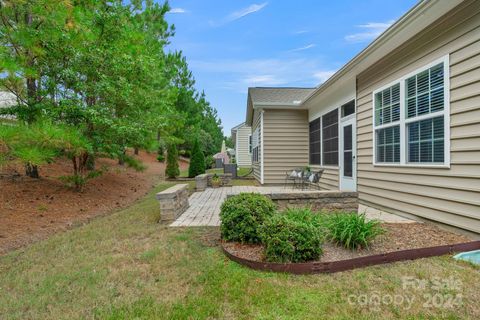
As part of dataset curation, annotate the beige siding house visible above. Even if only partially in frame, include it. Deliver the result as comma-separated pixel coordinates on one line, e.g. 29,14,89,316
244,0,480,235
231,122,252,167
246,88,314,184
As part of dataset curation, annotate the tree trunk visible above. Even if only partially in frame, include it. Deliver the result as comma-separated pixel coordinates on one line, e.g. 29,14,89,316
25,163,39,179
118,150,126,165
86,154,95,170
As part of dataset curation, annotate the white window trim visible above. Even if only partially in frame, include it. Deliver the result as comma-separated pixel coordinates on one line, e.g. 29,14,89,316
372,55,450,168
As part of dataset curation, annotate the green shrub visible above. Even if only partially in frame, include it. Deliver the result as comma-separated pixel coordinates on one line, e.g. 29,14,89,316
220,193,276,244
205,155,215,169
281,208,327,230
259,208,325,263
188,139,206,178
327,213,384,250
165,144,180,178
156,154,165,162
123,155,146,171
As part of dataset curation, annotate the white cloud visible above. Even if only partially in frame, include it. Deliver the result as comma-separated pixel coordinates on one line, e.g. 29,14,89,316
243,75,287,86
313,70,336,83
227,2,268,22
345,20,394,43
289,44,316,52
169,8,187,14
292,29,309,35
190,58,334,91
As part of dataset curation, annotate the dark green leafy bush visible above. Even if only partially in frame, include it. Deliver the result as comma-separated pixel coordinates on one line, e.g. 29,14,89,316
188,139,206,178
205,156,215,169
327,213,384,250
165,144,180,178
220,193,276,244
259,208,325,263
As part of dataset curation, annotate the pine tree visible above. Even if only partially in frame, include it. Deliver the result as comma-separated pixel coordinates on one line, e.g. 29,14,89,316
188,139,206,178
165,144,180,178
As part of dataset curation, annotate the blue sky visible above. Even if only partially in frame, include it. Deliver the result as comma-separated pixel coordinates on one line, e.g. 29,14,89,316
165,0,417,135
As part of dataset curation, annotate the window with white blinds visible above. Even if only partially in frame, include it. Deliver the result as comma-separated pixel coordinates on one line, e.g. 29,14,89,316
373,83,401,164
375,83,400,126
373,55,449,166
376,126,400,163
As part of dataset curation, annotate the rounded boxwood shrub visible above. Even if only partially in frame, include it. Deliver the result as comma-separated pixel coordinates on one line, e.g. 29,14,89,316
259,208,325,263
326,212,384,250
220,193,276,244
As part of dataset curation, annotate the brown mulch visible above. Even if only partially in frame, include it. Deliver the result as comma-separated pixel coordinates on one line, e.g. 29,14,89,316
0,151,189,255
222,223,473,263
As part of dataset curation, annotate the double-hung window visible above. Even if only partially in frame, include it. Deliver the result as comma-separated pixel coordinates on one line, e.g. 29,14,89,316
373,55,449,166
374,83,401,163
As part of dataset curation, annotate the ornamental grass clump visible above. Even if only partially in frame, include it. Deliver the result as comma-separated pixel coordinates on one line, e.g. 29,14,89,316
259,208,325,263
220,193,276,244
327,213,384,250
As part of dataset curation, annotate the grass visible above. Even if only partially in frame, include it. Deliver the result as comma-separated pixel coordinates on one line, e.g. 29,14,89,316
0,183,479,319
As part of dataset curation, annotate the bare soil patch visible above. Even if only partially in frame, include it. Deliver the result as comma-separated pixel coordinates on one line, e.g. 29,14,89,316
0,151,188,254
223,222,473,263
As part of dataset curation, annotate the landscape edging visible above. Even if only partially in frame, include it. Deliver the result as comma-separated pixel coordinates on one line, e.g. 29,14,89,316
222,240,480,274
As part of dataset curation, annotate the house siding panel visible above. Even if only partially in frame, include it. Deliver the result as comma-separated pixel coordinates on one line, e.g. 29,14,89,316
262,109,309,184
356,0,480,233
235,124,252,167
252,110,262,181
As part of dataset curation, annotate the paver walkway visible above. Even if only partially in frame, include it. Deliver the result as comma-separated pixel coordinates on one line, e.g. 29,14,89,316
170,186,316,227
170,186,414,227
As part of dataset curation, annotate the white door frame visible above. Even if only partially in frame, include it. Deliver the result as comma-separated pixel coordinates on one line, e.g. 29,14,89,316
339,115,357,191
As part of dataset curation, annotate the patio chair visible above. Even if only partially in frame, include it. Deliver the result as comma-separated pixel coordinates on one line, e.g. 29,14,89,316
284,168,304,189
301,169,324,190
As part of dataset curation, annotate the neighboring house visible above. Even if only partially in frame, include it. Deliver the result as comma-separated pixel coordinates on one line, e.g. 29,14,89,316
0,91,17,121
231,122,252,167
245,0,480,235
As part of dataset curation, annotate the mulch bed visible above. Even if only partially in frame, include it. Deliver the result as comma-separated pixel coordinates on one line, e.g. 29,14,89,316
223,223,473,263
0,151,189,255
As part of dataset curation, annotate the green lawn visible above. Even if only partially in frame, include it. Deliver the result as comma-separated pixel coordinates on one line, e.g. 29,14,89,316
0,183,479,319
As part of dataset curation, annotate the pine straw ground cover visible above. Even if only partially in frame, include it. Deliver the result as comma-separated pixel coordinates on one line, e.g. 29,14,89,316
222,222,473,263
0,183,479,319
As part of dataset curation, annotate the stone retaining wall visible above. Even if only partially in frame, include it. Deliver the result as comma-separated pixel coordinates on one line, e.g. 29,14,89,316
196,173,232,191
207,173,232,187
269,191,358,212
156,184,189,222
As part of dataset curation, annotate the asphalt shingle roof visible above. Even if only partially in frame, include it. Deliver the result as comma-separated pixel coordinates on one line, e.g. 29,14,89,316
248,87,315,105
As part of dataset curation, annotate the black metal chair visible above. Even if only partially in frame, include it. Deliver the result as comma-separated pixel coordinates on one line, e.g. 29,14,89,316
301,169,324,190
284,168,304,189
